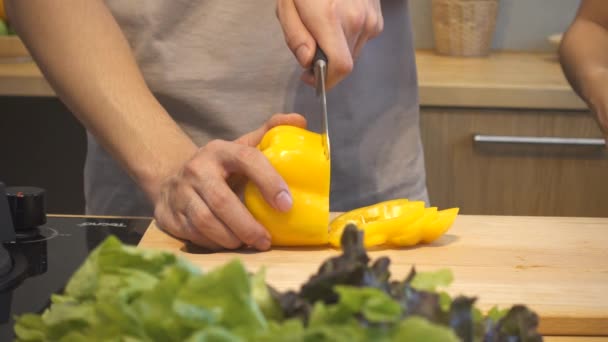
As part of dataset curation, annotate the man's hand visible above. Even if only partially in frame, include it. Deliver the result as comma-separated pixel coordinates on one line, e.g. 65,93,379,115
277,0,383,89
154,114,307,251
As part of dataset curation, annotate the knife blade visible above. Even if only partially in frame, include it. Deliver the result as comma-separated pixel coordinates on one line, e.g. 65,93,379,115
313,45,331,161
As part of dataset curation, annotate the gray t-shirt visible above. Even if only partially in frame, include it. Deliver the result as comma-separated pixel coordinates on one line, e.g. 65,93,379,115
85,0,428,216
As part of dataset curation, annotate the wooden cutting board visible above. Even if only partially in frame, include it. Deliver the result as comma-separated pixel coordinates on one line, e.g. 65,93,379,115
138,215,608,336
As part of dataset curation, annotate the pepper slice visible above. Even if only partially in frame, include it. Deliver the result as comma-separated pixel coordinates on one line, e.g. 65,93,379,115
244,125,330,246
329,199,459,248
421,207,460,243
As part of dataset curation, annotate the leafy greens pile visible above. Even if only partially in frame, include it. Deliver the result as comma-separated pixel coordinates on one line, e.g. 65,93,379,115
14,225,543,342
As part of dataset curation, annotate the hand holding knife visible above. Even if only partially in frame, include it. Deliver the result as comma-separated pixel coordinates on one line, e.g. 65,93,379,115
313,45,331,162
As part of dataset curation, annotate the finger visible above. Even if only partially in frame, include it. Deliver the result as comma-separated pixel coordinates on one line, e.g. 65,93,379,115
350,1,372,60
265,112,308,129
276,0,316,68
182,192,243,249
294,0,353,90
339,3,366,53
154,198,188,240
163,173,241,249
235,113,307,147
300,71,315,86
181,213,225,251
351,1,382,61
374,0,384,34
212,141,293,213
195,172,272,251
184,146,274,250
154,182,190,240
180,156,270,250
352,35,367,61
348,19,366,61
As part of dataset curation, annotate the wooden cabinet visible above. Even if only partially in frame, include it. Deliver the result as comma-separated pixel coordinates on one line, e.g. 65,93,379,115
420,107,608,217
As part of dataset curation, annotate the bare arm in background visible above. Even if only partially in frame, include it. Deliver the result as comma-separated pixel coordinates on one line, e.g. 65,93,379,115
5,0,304,251
559,0,608,143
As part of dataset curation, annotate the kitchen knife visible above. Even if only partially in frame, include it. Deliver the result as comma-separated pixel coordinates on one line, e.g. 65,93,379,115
313,45,330,161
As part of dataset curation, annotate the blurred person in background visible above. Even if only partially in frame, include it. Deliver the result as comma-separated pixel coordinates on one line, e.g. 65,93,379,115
560,0,608,146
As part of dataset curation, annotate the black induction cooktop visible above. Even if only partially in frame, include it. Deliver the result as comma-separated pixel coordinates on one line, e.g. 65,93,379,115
0,183,152,341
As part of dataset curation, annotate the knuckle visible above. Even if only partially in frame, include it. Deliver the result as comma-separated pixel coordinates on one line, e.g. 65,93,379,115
240,228,264,246
284,33,302,51
377,17,384,35
236,146,260,167
325,0,340,24
346,9,366,34
204,139,226,154
366,16,379,36
204,180,230,211
154,207,187,240
335,57,354,75
182,161,200,179
189,206,214,230
153,206,167,228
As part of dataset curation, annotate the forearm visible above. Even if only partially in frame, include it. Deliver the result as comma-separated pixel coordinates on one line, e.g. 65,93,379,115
6,0,197,202
560,19,608,117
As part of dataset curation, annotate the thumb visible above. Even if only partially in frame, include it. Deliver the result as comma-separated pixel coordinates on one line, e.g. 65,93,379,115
235,113,307,147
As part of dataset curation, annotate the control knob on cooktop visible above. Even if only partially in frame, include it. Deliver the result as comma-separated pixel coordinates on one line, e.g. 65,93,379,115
6,187,46,232
1,185,48,289
0,182,15,278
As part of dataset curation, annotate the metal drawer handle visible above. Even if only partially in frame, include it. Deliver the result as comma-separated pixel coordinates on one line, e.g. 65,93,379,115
473,134,606,147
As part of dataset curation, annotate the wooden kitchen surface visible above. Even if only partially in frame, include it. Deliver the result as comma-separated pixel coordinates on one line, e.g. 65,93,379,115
0,59,53,97
0,50,586,110
545,338,608,342
139,214,608,337
416,50,587,110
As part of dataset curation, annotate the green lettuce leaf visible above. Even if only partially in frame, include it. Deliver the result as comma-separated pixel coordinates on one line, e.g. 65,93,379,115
251,267,283,321
14,225,543,342
174,259,267,333
334,286,401,323
410,268,453,292
392,317,460,342
14,237,270,341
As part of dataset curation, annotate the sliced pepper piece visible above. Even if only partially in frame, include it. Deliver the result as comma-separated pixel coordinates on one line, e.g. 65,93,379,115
328,199,428,248
388,207,438,247
328,199,412,247
329,199,459,249
244,125,330,246
421,208,460,243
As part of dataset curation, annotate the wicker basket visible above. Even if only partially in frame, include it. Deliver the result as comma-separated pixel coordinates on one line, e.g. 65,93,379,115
431,0,499,57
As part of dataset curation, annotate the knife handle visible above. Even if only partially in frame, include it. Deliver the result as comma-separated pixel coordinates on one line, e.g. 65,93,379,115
313,44,328,66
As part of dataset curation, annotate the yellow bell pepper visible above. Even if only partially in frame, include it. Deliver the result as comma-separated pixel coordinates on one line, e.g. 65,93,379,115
328,199,459,248
243,125,458,249
244,125,330,246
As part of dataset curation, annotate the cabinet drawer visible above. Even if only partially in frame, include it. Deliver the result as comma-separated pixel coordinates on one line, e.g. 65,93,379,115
420,107,608,217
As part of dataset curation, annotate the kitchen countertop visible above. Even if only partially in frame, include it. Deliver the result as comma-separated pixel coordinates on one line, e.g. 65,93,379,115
139,214,608,338
0,50,588,110
415,50,587,110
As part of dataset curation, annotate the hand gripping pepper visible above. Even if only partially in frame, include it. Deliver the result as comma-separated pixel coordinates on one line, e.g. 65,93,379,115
244,125,330,246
